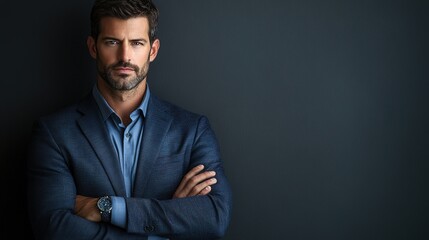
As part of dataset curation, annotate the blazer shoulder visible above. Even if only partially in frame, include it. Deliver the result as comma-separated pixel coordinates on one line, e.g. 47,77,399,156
150,95,205,121
36,93,92,125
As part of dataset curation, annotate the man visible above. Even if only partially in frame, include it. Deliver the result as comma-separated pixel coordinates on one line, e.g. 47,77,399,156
26,0,232,239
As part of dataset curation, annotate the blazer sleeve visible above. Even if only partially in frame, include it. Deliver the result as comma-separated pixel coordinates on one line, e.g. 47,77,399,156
125,116,233,239
27,119,149,240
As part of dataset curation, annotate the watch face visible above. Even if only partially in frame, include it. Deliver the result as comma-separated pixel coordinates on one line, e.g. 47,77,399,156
97,196,112,212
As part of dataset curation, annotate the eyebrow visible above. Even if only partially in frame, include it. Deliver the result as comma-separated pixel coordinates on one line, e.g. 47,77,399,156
101,37,148,43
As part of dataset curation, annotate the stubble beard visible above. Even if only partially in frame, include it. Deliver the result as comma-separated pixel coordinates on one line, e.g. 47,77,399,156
97,60,149,91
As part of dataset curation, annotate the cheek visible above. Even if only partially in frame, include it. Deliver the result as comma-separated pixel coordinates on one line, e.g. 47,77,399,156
135,47,151,60
135,53,151,68
97,48,118,63
99,57,118,70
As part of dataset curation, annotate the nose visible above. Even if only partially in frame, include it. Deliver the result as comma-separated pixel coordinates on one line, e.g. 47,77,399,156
118,42,131,62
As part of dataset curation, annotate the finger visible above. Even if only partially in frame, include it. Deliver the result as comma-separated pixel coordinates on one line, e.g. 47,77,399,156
181,171,216,196
173,169,217,198
198,185,212,196
175,165,205,193
188,177,217,197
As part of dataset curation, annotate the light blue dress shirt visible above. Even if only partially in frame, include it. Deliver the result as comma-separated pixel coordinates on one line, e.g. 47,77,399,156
93,85,167,240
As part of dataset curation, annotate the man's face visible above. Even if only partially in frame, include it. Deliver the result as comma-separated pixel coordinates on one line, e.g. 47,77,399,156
88,17,159,91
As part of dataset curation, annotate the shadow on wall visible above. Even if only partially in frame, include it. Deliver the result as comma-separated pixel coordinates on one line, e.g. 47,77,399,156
2,5,94,239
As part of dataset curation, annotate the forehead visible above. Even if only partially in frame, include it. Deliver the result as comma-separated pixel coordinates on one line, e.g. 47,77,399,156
99,16,150,39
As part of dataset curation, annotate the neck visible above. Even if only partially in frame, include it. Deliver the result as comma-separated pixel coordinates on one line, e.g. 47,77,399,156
97,78,147,125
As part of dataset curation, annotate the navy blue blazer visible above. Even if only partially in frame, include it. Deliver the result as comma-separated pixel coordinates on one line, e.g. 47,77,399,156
27,93,232,239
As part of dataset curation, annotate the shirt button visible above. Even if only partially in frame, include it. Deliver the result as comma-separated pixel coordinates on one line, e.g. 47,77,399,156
125,132,132,138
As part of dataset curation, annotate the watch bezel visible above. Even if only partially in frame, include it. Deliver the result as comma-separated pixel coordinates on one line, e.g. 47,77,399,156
97,196,112,222
97,196,112,211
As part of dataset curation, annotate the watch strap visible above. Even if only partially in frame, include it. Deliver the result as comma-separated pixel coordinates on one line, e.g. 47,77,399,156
97,196,112,223
100,209,111,223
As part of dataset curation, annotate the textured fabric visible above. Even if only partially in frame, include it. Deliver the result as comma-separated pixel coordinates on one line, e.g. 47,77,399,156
27,92,232,239
93,86,167,240
92,86,150,198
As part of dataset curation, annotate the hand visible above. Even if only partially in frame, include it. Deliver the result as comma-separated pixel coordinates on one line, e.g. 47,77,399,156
173,164,217,198
75,195,100,222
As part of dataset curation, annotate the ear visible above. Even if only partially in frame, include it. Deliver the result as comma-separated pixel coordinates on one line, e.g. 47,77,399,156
149,39,160,62
87,36,97,59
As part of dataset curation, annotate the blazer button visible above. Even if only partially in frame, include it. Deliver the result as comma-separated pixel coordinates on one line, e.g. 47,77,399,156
144,225,155,232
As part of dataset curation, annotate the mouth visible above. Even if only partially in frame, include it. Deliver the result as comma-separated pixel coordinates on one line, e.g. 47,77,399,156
114,67,134,74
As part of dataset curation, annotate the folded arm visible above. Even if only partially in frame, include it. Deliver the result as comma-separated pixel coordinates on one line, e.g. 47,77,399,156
122,116,232,239
27,116,232,240
75,164,218,222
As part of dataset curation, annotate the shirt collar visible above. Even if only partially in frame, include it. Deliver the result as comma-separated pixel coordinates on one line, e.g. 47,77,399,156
92,84,151,122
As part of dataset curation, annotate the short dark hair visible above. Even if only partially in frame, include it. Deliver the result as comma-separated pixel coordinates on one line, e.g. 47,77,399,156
90,0,159,42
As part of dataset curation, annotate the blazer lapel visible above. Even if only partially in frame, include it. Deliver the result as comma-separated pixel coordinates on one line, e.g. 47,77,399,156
132,96,172,197
76,95,127,196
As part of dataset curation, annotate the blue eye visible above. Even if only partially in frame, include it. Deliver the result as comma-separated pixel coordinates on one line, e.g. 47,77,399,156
105,40,119,46
131,41,144,46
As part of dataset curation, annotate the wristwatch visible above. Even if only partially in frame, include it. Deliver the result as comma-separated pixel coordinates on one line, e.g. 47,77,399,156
97,196,112,223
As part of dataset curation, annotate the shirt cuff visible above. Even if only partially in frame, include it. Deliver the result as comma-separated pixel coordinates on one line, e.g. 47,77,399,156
110,196,126,229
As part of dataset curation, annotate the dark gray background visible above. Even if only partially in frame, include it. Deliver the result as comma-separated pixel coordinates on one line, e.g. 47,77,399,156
1,0,428,239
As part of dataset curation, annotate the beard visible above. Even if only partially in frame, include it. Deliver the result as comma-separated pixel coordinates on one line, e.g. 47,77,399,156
97,59,149,91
